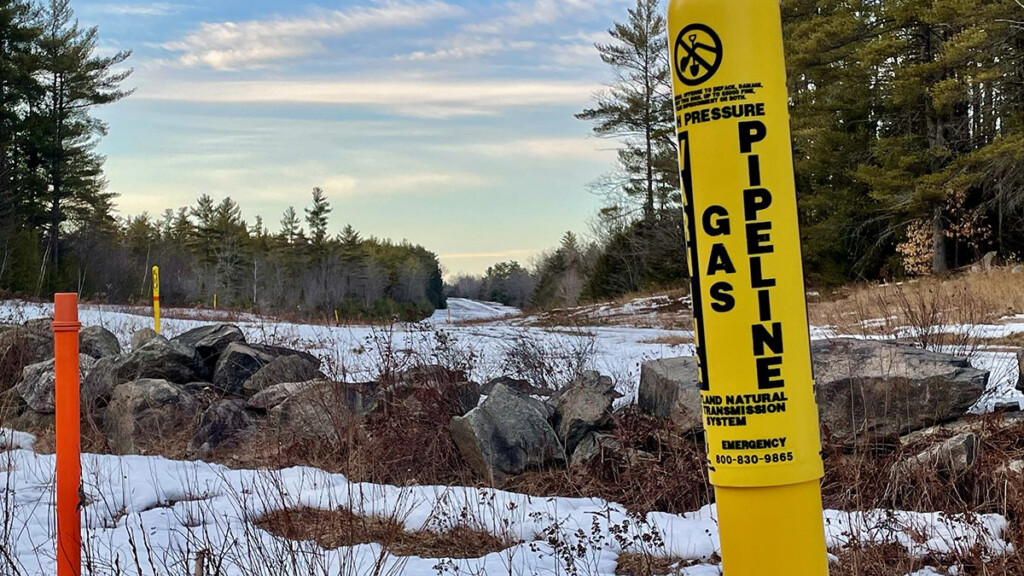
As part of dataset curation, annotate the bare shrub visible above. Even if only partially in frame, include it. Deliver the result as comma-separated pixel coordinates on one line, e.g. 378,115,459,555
498,327,597,390
506,409,712,516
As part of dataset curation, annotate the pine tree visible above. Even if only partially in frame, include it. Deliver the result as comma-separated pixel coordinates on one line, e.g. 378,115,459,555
0,0,41,227
36,0,131,267
576,0,676,222
170,207,191,242
189,194,217,263
278,206,302,245
339,224,361,247
782,0,888,282
305,187,331,250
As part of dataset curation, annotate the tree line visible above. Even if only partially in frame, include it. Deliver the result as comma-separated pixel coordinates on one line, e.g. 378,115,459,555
455,0,1024,310
102,189,445,321
0,0,444,319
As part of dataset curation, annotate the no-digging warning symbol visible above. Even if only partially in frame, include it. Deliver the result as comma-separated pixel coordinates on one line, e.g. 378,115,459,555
674,23,722,86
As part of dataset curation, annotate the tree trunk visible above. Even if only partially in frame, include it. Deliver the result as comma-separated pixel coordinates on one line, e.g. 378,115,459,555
932,207,948,274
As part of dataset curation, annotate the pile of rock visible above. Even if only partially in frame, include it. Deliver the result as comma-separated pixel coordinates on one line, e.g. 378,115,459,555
0,319,1011,484
1,322,326,456
451,370,622,483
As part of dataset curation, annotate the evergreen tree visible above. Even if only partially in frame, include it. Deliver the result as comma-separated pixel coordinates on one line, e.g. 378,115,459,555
576,0,676,222
783,0,889,282
188,194,217,263
278,206,302,245
305,187,331,250
0,0,40,227
36,0,131,267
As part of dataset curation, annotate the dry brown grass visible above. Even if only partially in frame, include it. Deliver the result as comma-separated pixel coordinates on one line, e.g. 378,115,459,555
506,408,713,516
638,334,693,347
257,506,513,559
615,552,694,576
827,544,925,576
529,289,694,330
212,376,477,488
819,414,1024,575
810,268,1024,341
828,542,1024,576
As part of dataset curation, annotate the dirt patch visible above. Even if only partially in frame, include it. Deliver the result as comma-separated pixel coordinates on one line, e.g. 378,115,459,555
257,507,514,559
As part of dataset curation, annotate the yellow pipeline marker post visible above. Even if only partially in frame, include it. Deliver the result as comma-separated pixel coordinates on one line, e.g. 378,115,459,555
152,266,161,334
213,293,217,310
667,0,829,574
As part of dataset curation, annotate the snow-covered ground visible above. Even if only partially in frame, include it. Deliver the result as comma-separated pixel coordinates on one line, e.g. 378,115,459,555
0,433,1012,575
1,297,1023,575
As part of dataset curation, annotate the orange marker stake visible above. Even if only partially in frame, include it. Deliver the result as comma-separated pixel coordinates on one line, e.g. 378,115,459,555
53,293,82,576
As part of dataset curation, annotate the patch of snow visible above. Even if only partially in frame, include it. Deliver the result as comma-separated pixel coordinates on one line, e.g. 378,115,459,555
0,428,35,451
426,298,521,324
0,448,1012,576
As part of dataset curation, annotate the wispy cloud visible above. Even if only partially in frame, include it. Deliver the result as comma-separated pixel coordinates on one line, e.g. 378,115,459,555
402,38,535,62
138,78,598,118
465,0,621,34
325,172,488,196
84,3,185,17
163,1,463,70
467,138,616,161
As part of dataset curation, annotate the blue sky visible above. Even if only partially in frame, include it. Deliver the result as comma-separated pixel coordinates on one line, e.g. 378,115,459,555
73,0,631,276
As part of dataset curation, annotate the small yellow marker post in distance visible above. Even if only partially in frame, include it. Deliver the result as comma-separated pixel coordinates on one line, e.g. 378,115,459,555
667,0,829,575
152,266,161,334
334,309,340,326
213,293,217,310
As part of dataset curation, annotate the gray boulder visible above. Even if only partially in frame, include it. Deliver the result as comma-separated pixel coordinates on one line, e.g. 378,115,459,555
904,433,979,476
374,376,479,419
248,380,320,412
569,432,620,469
638,357,702,433
569,431,654,469
186,400,256,459
131,328,160,350
172,324,245,370
249,379,377,416
104,379,198,453
16,355,97,413
213,342,322,397
265,380,361,443
115,337,208,384
553,371,620,454
22,318,51,332
243,355,321,395
212,343,276,396
450,384,564,483
1016,349,1024,393
250,344,321,369
82,338,208,402
79,326,121,359
0,326,54,390
480,375,551,397
814,339,988,442
637,339,988,443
